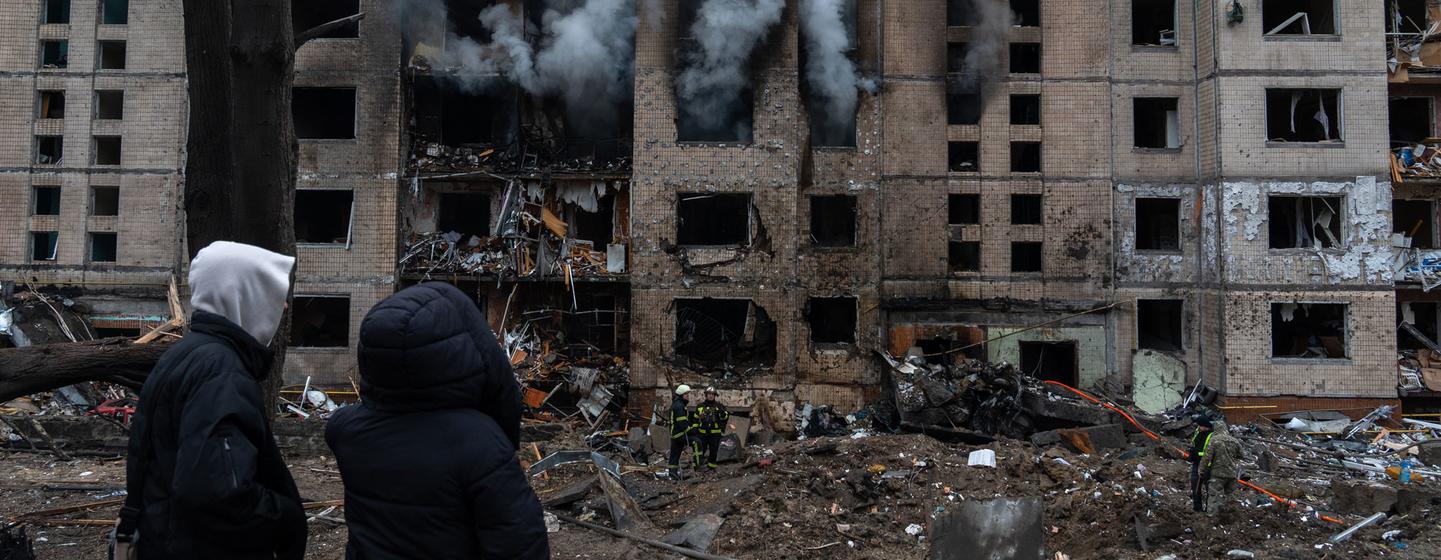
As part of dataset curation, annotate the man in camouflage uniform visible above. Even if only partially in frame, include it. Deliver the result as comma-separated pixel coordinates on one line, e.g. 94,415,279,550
1203,421,1243,517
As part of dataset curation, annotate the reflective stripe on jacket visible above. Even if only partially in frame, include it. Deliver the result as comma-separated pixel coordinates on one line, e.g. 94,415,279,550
694,402,730,435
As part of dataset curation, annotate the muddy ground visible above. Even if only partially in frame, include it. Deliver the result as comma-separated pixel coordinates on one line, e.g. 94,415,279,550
2,428,1439,559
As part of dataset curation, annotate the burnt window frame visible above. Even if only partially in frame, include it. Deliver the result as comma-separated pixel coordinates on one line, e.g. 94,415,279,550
295,188,356,247
805,296,859,345
1134,197,1182,253
88,231,118,263
1264,88,1343,144
676,193,753,247
1261,0,1340,38
33,186,62,216
1267,195,1345,250
809,195,859,248
91,185,120,216
1133,97,1181,150
290,295,352,348
1131,0,1179,47
1270,302,1349,360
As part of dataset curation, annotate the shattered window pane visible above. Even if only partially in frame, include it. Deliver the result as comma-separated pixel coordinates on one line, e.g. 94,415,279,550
1267,196,1343,249
673,298,775,368
1271,303,1347,359
1265,89,1341,142
1262,0,1336,35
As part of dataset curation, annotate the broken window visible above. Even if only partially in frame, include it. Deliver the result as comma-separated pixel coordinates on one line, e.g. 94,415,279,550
40,40,67,68
673,298,776,367
1389,97,1433,145
947,42,968,74
1011,241,1042,272
293,87,356,139
946,43,982,125
1133,97,1180,149
1387,1,1428,34
948,141,979,172
31,232,58,261
91,186,119,216
1135,197,1181,251
946,0,980,26
410,78,517,147
1011,142,1041,173
38,90,64,119
1020,341,1077,384
33,186,61,216
295,189,354,245
1267,196,1343,249
801,0,859,147
1137,299,1184,351
1394,199,1436,249
677,193,750,246
949,194,980,225
43,0,69,24
1263,0,1336,35
95,90,123,120
100,0,128,25
291,296,350,348
1271,302,1347,359
1010,0,1040,27
93,136,121,165
97,41,126,70
806,297,857,344
949,241,980,273
1398,301,1438,351
675,0,755,143
1265,89,1341,142
293,0,360,39
1011,194,1042,225
571,194,616,245
436,193,491,238
89,232,117,263
35,136,63,165
1011,95,1040,125
810,195,857,247
1010,43,1041,74
1132,0,1177,46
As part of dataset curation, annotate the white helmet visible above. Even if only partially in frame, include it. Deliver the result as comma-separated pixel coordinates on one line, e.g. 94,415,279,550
675,384,692,396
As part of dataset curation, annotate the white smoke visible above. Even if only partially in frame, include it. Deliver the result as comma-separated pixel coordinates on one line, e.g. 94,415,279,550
675,0,786,140
396,1,638,135
954,0,1012,98
799,0,874,137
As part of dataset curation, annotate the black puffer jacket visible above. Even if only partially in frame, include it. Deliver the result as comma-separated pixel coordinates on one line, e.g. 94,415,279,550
127,311,306,560
326,283,548,560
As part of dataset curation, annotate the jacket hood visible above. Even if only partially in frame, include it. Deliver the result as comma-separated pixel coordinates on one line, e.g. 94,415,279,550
189,241,295,347
357,282,514,413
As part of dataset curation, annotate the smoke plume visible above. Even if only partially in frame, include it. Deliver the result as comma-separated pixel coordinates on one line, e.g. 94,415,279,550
954,0,1013,99
799,0,874,141
675,0,786,140
396,0,638,137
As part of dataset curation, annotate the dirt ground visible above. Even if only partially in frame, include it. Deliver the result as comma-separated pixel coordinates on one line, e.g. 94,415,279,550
3,427,1439,559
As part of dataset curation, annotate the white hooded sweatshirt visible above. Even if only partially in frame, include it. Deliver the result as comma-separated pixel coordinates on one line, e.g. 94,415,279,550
188,241,296,347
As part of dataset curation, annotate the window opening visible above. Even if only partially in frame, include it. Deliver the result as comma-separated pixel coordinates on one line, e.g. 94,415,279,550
1011,142,1041,172
1271,302,1347,358
806,297,857,344
89,232,117,262
1268,196,1343,249
948,142,979,172
1137,299,1184,351
949,241,980,273
1011,94,1040,125
1263,0,1337,35
39,91,64,119
1135,197,1181,251
949,194,980,225
677,193,751,246
291,296,351,348
1020,340,1077,384
810,195,858,247
1011,241,1042,272
1011,194,1042,225
1265,89,1341,142
1134,97,1181,149
91,186,119,216
33,186,61,216
95,90,124,120
295,190,355,244
293,87,357,139
1132,0,1177,45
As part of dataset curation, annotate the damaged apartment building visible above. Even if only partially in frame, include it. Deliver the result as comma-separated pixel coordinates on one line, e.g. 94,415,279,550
3,1,1436,419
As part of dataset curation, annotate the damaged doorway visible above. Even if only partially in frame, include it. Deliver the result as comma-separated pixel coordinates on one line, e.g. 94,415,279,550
1019,341,1078,385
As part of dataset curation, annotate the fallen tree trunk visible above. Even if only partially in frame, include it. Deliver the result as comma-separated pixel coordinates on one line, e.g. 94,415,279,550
0,338,172,403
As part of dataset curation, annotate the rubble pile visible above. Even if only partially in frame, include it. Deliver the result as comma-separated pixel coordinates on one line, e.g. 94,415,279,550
399,232,512,276
1400,349,1441,394
1392,141,1441,182
506,320,630,430
884,352,1037,439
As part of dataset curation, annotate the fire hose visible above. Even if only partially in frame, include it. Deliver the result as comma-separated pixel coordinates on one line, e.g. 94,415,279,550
1041,380,1347,525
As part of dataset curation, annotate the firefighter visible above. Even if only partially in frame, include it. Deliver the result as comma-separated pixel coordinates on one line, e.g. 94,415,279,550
666,385,696,480
1187,415,1214,512
692,387,731,473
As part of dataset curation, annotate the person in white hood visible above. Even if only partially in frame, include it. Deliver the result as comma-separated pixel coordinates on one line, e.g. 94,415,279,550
115,241,308,560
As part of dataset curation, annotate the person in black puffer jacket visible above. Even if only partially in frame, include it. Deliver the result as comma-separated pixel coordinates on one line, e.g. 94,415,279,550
119,241,306,560
326,283,548,559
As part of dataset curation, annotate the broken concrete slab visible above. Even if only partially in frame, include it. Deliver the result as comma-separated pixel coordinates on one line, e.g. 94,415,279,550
540,477,596,509
660,513,723,553
929,497,1044,560
596,472,657,536
1331,481,1398,516
1396,487,1441,515
1031,424,1126,453
1131,349,1185,414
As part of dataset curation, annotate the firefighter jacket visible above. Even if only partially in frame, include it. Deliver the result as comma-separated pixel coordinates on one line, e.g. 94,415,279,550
694,401,731,436
669,395,695,440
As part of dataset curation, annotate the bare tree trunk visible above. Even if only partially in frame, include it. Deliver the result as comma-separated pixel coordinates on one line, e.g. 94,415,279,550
0,339,175,404
182,0,297,410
